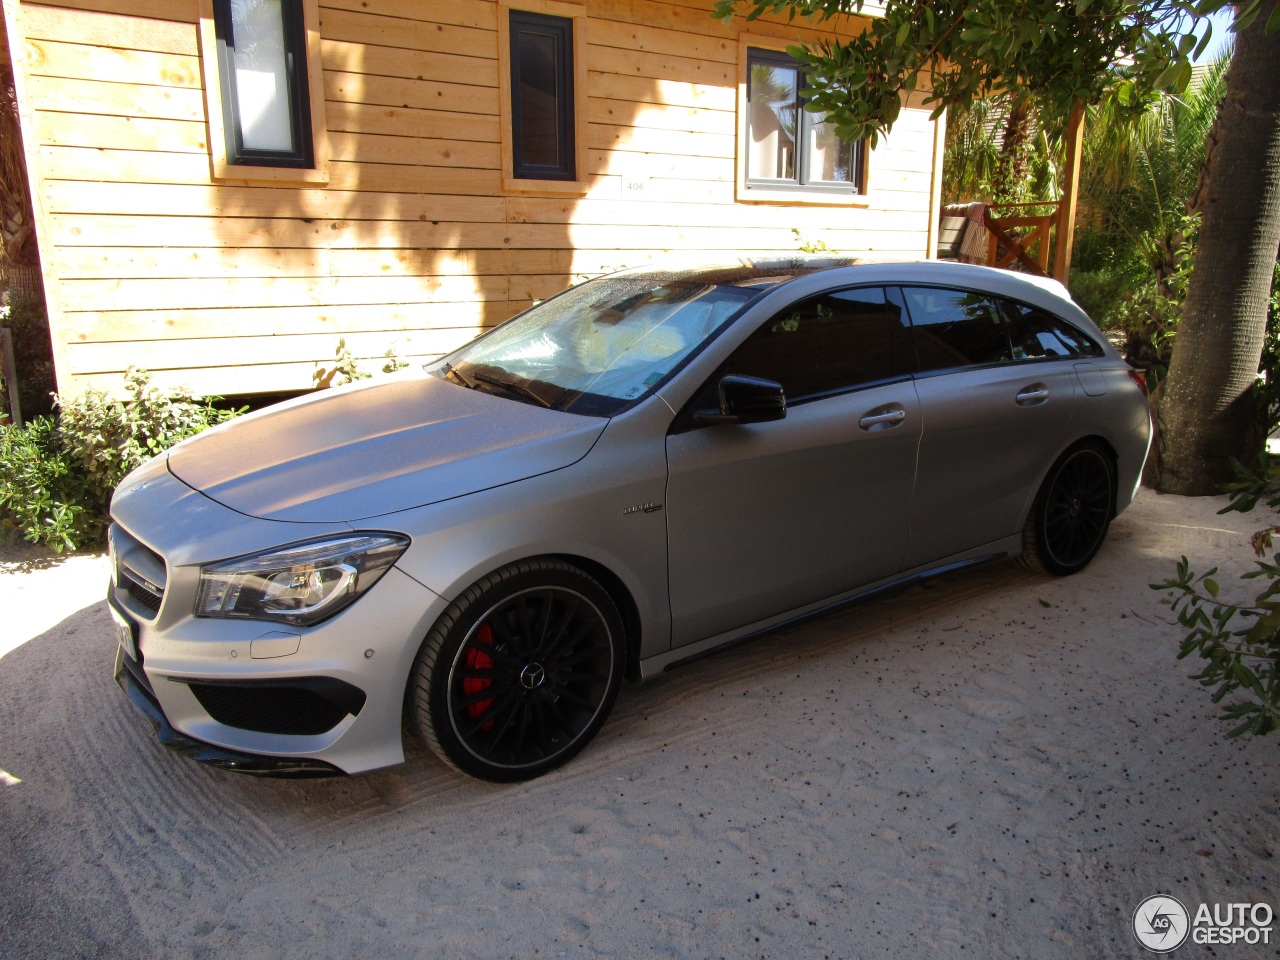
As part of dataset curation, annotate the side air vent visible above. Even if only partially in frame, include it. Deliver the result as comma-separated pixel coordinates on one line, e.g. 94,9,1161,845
185,677,367,737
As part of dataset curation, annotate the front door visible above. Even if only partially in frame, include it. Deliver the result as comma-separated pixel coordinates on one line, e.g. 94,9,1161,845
664,286,923,649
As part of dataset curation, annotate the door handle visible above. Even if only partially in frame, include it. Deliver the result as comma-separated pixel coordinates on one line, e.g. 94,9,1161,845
1016,385,1049,406
858,408,907,430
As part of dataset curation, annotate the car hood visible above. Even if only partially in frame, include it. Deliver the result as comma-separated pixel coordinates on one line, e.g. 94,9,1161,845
166,374,607,523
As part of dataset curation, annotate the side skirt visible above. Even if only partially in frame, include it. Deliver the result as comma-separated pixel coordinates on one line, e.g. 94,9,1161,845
638,534,1022,679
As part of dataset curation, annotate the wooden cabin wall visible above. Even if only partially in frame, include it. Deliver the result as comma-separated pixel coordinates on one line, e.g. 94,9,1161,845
5,0,941,397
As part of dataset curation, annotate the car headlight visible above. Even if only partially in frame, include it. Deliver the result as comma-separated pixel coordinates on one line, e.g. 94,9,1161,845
196,534,410,626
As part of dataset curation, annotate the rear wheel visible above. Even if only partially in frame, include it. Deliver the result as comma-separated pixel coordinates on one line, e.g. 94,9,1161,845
1019,442,1115,576
410,559,624,782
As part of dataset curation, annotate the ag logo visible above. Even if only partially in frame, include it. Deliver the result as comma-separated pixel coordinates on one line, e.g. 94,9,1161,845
1133,895,1190,953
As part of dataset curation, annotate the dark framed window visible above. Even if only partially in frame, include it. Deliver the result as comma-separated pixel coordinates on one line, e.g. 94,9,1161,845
509,11,575,181
901,286,1013,371
212,0,313,168
745,48,864,193
713,287,914,404
999,298,1104,359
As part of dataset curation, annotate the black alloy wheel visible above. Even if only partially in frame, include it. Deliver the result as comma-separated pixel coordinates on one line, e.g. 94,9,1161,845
1020,442,1116,576
411,559,624,782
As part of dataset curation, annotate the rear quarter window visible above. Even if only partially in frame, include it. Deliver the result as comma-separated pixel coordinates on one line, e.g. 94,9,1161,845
1000,298,1104,359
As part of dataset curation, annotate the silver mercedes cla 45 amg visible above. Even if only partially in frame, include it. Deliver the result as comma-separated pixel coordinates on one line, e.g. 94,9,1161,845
109,258,1152,781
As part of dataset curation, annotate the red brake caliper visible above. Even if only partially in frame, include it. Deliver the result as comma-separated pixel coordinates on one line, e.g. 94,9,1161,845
462,622,495,730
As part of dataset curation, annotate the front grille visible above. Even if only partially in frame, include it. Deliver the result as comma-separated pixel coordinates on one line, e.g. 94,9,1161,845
110,524,167,620
124,573,163,613
186,678,366,737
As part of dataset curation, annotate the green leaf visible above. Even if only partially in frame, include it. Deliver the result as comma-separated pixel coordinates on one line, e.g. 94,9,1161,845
1233,662,1260,690
1152,63,1181,90
1269,0,1280,34
1193,24,1214,61
1205,578,1219,598
1245,608,1280,643
1174,60,1193,93
896,20,911,47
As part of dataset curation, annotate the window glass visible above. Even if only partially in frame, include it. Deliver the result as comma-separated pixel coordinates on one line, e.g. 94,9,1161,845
904,287,1012,370
229,0,293,152
214,0,311,166
1001,299,1104,359
745,49,861,192
747,61,798,181
806,118,856,184
431,277,762,417
510,11,574,180
719,287,914,400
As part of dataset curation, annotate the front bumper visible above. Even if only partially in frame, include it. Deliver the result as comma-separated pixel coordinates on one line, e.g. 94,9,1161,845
107,462,449,775
107,554,446,775
114,645,342,778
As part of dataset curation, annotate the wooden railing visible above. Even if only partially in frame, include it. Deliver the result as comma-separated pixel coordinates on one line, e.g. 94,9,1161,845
982,201,1062,277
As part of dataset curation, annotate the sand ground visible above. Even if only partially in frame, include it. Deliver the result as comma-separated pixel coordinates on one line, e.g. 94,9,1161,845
0,489,1277,959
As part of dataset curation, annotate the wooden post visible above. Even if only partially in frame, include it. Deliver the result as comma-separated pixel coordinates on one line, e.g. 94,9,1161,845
1,327,21,427
1052,100,1086,283
925,108,947,259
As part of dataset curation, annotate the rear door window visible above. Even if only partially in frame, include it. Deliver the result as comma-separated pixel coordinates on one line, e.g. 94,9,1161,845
901,286,1012,372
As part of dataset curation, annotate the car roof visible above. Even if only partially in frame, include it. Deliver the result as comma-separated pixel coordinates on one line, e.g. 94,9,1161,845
612,257,1078,309
612,256,864,290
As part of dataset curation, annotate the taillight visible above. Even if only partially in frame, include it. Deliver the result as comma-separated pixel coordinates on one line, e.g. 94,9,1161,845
1126,368,1149,398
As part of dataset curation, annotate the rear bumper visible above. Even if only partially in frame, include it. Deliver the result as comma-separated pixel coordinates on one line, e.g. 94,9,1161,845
114,645,343,779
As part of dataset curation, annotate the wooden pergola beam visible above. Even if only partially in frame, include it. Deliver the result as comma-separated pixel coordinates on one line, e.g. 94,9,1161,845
1052,100,1085,283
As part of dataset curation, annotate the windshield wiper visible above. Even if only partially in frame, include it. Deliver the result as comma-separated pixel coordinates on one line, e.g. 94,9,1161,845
441,362,476,389
470,371,554,409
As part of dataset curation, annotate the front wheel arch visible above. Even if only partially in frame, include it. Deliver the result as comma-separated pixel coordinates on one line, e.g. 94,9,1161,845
549,553,642,681
408,557,626,781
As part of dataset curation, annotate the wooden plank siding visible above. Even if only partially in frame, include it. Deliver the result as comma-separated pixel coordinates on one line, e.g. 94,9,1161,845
6,0,942,397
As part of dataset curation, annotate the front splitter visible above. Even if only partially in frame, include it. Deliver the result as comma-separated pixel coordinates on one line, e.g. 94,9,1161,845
114,646,343,779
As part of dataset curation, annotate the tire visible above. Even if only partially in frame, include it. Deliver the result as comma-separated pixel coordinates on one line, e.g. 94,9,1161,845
1018,441,1116,576
410,558,625,782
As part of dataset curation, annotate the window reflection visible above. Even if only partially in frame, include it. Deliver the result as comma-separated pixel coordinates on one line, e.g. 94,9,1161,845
230,0,294,153
747,63,797,180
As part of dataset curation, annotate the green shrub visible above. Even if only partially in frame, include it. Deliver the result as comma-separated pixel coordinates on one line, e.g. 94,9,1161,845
313,338,411,388
312,337,371,389
1067,227,1151,332
0,368,239,552
1153,549,1280,738
1152,446,1280,739
0,415,84,552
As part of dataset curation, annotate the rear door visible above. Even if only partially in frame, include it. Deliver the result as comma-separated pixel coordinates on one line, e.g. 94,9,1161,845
665,286,922,648
900,285,1082,568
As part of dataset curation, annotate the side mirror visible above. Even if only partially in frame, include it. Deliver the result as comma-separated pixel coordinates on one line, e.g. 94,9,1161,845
693,375,786,426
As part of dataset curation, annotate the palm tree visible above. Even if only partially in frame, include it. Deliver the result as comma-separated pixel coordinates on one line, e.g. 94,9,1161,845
1155,16,1280,494
1084,60,1228,287
942,93,1060,205
1059,52,1228,376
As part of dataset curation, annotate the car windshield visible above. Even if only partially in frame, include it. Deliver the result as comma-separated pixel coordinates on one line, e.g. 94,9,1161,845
427,275,764,416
